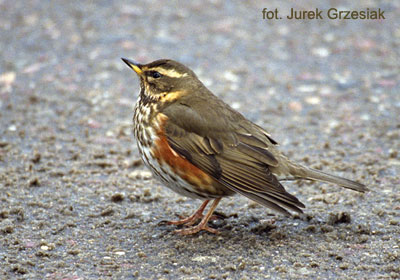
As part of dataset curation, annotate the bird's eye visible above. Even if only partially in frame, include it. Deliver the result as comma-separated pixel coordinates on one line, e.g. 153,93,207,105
152,71,162,79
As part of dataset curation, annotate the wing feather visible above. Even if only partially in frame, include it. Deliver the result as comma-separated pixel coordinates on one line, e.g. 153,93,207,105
162,101,305,215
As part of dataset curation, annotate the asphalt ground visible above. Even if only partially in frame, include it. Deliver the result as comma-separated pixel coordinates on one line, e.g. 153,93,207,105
0,0,399,279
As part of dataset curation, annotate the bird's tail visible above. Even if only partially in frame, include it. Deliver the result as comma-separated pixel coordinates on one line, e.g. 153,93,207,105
288,163,368,192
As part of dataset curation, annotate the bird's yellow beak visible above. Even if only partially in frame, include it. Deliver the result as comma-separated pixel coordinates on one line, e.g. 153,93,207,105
121,58,143,75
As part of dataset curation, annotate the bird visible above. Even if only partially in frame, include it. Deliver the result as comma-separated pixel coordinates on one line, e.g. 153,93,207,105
121,57,367,235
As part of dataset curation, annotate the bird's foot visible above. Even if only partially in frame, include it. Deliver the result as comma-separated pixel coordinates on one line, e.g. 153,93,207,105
174,223,219,235
173,198,222,235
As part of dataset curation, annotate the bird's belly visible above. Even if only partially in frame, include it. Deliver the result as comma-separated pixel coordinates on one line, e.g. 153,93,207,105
134,121,231,200
137,140,225,199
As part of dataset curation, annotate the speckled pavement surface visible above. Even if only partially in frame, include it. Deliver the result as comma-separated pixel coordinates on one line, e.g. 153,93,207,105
0,0,399,279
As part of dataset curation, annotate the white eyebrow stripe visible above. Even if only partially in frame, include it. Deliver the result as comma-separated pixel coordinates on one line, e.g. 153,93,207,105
151,67,188,78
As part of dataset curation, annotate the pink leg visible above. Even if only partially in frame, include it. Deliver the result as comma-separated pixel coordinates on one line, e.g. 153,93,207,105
167,200,210,226
175,198,222,235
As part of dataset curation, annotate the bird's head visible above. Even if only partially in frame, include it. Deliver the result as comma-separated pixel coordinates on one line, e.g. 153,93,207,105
122,58,200,103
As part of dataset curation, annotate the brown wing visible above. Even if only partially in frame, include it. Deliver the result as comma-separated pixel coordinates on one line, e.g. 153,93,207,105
162,100,305,215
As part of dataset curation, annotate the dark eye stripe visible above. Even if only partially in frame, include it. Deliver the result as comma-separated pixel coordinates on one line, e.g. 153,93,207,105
146,71,162,78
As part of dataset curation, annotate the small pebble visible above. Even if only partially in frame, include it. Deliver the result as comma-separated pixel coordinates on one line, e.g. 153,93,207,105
305,96,321,105
40,245,49,251
328,212,352,225
128,170,152,180
111,193,125,203
312,47,330,57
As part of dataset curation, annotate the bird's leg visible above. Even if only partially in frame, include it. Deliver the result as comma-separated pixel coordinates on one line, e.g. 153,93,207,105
175,198,222,235
167,200,210,226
